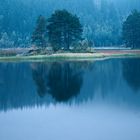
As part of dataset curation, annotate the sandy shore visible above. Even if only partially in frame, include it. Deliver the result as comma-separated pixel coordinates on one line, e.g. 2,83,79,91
0,50,140,62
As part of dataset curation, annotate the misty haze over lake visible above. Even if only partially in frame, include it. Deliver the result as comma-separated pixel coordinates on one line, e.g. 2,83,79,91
0,0,140,140
0,58,140,140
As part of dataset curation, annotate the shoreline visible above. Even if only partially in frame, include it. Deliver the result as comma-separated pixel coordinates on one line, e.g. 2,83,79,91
0,50,140,62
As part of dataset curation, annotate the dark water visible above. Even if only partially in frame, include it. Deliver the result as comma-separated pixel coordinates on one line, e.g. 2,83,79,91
0,58,140,140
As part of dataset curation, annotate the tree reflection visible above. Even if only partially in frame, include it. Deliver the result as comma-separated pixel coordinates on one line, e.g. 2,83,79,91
32,62,85,102
47,62,83,102
122,58,140,92
31,63,48,97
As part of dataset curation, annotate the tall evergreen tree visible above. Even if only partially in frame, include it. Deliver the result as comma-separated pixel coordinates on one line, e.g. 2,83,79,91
32,15,47,48
47,10,83,51
122,10,140,48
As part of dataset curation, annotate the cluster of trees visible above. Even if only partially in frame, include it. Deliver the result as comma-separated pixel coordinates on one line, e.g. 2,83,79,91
122,10,140,48
0,0,140,48
32,9,140,50
31,16,47,48
32,10,83,51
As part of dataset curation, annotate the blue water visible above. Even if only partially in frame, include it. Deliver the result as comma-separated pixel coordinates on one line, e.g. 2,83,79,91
0,58,140,140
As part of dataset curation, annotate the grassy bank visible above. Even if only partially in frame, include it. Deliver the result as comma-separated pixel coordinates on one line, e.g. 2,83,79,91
0,50,140,62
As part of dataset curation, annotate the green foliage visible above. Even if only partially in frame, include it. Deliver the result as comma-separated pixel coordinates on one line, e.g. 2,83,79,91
1,0,140,47
122,10,140,48
32,15,47,48
47,10,83,51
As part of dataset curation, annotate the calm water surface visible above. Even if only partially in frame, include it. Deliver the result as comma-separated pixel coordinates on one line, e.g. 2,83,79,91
0,58,140,140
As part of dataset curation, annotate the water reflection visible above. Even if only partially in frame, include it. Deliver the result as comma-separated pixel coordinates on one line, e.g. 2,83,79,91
32,62,84,102
32,63,49,97
122,58,140,92
47,62,83,102
0,58,140,111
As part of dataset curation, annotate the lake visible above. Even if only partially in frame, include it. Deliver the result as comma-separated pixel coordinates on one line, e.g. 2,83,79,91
0,58,140,140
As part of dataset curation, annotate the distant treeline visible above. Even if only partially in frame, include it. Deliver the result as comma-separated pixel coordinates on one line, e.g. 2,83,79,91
0,0,140,48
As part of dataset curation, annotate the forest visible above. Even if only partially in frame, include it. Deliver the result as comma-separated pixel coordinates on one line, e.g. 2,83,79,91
0,0,140,48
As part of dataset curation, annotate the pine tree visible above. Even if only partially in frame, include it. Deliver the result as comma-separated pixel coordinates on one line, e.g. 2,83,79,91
122,10,140,48
32,15,47,48
47,10,83,51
